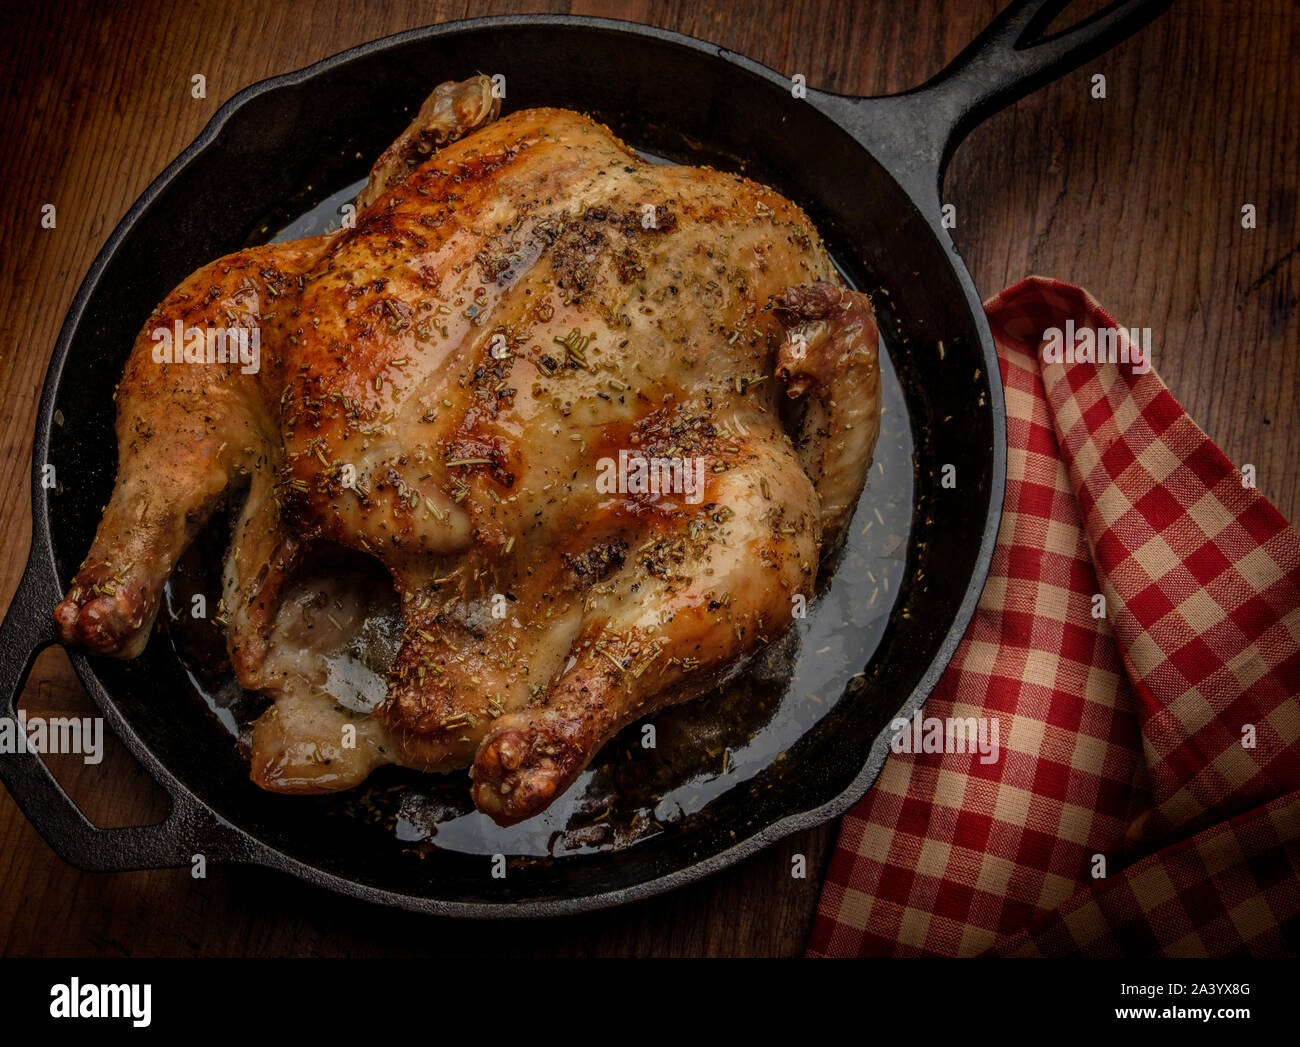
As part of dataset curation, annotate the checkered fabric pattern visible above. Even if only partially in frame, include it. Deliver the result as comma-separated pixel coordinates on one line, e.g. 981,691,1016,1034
809,277,1300,957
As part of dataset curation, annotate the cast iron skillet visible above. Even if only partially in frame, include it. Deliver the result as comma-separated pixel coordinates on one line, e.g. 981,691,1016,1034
0,0,1170,916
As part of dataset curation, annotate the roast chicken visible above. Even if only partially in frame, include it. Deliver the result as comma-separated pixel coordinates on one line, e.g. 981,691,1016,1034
53,75,882,825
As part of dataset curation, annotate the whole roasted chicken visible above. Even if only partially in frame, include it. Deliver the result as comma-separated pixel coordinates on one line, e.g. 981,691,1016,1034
53,76,881,825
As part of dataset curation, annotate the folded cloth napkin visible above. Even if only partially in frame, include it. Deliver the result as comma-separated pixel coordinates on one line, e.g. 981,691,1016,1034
809,277,1300,958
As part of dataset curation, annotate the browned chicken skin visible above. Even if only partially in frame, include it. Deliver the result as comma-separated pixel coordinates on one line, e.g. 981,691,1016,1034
53,75,882,825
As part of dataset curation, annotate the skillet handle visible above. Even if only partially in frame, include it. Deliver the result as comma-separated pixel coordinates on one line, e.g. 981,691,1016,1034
924,0,1172,159
0,551,245,871
822,0,1173,193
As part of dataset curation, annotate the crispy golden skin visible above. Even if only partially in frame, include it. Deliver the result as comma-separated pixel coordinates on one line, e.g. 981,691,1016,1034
54,76,881,824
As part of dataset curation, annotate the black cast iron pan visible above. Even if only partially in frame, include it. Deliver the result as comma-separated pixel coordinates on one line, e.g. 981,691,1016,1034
0,0,1170,916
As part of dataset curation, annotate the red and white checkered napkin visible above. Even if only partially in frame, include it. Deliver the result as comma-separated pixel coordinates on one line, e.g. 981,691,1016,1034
809,277,1300,957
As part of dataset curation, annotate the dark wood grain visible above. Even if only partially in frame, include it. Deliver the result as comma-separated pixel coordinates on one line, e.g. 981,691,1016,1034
0,0,1295,957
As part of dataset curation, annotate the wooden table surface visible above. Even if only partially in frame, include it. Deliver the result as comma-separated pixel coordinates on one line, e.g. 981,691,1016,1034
0,0,1295,957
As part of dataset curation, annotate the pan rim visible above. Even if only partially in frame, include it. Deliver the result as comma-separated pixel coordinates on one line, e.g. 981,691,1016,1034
31,14,1007,919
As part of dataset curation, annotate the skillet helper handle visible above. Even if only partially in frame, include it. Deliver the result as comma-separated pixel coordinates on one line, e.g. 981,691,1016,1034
0,551,240,871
